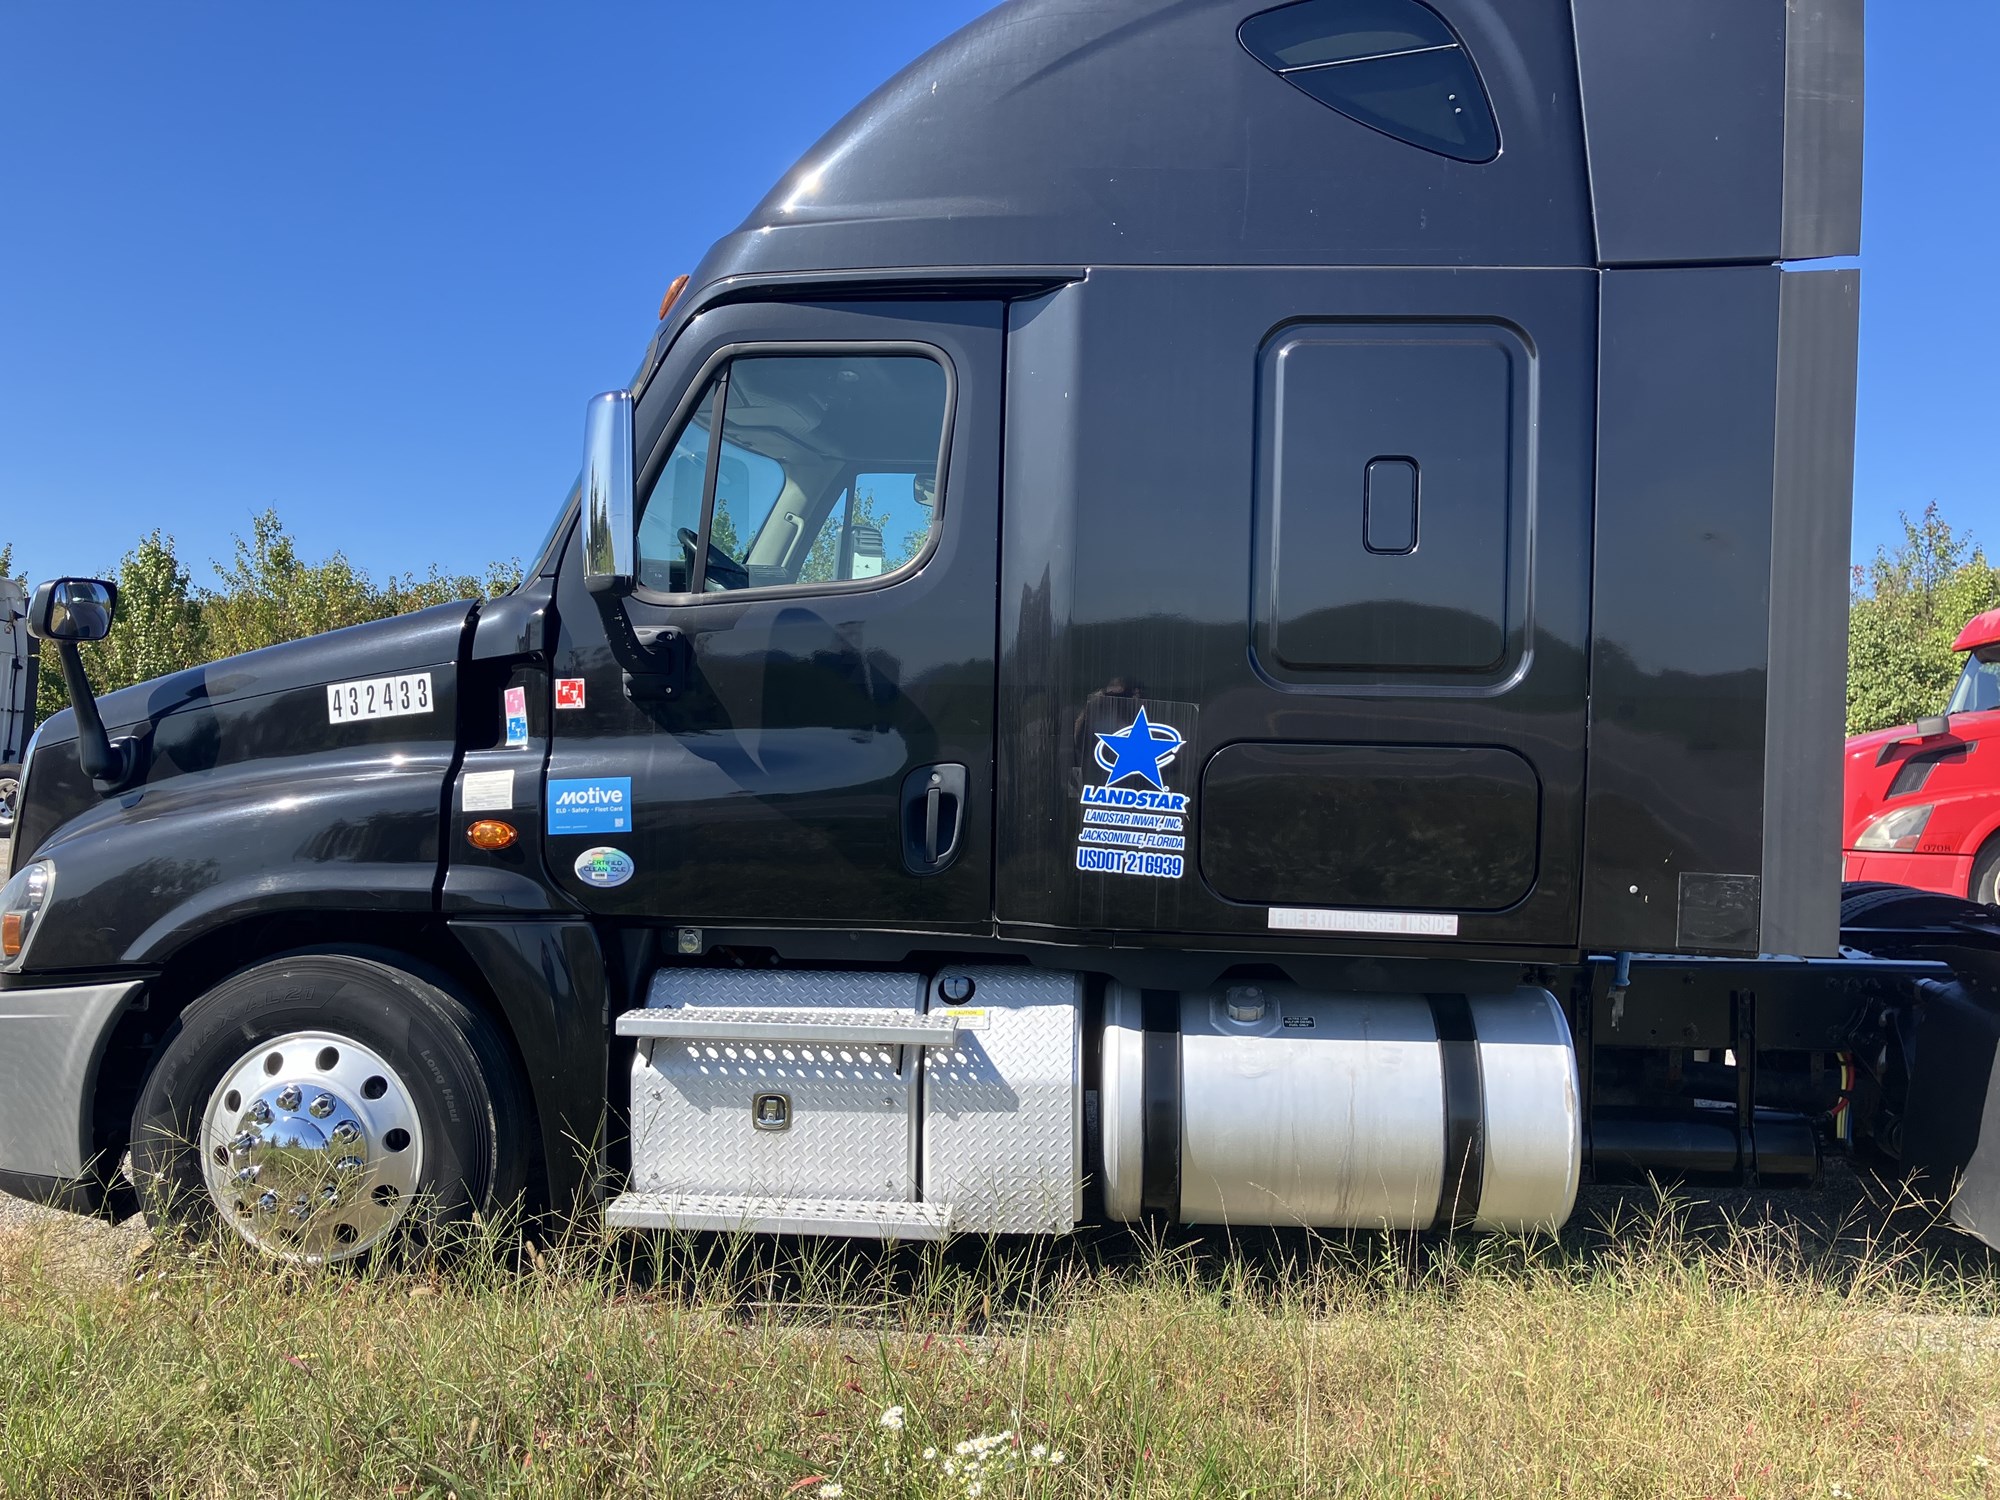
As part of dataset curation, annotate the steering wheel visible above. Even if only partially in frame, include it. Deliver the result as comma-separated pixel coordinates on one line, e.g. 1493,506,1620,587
678,527,750,591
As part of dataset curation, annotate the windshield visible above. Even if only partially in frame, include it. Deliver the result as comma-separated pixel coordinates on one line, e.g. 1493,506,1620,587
1947,653,2000,714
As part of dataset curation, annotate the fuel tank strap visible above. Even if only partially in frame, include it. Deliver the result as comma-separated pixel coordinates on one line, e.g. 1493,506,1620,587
1140,988,1180,1216
1427,993,1486,1229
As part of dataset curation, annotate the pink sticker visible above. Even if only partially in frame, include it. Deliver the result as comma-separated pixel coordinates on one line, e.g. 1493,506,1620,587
555,678,586,710
503,685,528,747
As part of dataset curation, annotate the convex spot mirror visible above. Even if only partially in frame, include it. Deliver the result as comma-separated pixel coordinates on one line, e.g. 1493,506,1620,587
581,390,635,595
27,578,117,642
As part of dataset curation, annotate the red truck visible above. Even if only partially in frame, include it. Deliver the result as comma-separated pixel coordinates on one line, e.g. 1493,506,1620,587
1845,608,2000,900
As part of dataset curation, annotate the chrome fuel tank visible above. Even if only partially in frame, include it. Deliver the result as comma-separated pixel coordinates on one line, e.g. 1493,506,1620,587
1104,984,1580,1232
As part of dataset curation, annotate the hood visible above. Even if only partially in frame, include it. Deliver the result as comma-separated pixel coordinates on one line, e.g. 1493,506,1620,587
12,601,476,867
32,601,476,748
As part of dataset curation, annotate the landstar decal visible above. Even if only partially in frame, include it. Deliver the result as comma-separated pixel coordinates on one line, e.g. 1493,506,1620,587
1075,704,1189,880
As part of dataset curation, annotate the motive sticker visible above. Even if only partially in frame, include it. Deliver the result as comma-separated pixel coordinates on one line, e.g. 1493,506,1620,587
555,678,586,710
503,685,528,748
547,776,632,835
1074,703,1189,881
326,672,432,723
574,846,635,888
461,769,514,812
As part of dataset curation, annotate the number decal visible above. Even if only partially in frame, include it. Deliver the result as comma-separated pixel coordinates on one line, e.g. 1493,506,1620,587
326,672,436,724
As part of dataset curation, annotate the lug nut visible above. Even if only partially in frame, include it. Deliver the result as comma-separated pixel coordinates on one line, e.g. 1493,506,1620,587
256,1191,279,1213
231,1132,259,1154
234,1165,261,1184
276,1085,302,1111
335,1156,364,1175
247,1101,273,1125
308,1093,336,1119
330,1121,361,1144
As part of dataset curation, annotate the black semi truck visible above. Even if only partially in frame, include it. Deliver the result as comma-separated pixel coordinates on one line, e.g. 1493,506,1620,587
7,0,1991,1264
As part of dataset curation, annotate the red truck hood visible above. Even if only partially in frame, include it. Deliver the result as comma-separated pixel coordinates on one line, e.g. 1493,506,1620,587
1843,712,2000,842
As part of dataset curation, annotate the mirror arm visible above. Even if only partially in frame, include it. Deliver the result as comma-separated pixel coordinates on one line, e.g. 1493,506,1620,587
53,641,141,791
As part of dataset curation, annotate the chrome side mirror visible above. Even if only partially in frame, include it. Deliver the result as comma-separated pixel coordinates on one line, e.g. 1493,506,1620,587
26,578,118,643
581,391,635,595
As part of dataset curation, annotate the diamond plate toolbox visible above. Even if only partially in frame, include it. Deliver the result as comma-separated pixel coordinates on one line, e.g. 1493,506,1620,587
630,969,927,1200
923,968,1083,1234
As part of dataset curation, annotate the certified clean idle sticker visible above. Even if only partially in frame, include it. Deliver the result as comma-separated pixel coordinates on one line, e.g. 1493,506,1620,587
573,846,634,888
326,672,432,723
1075,704,1189,880
546,776,632,835
555,678,586,710
503,685,528,748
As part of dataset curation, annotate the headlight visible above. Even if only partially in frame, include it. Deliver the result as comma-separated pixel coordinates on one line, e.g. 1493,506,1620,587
1854,803,1934,853
0,860,54,972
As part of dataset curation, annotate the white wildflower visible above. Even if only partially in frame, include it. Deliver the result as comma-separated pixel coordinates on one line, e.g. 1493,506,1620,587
818,1486,843,1500
943,1459,957,1476
1050,1449,1066,1465
1031,1443,1048,1460
967,1485,983,1499
1977,1455,1993,1470
922,1447,937,1461
955,1440,974,1456
878,1405,905,1431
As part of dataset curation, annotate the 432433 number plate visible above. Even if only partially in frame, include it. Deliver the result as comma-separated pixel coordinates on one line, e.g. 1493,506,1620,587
326,672,433,723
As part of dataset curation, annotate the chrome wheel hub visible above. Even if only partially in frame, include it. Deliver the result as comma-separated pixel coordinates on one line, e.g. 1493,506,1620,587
200,1030,423,1262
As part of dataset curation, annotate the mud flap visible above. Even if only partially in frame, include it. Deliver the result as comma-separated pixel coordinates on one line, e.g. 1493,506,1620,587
1900,978,2000,1245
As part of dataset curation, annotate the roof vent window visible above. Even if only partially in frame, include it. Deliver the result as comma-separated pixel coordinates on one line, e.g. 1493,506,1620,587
1239,0,1500,163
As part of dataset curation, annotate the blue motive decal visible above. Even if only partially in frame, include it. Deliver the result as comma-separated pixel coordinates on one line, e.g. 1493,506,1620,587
547,777,633,836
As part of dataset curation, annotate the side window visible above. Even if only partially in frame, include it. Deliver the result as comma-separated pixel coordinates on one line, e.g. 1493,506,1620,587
635,351,949,597
635,381,717,593
1238,0,1499,163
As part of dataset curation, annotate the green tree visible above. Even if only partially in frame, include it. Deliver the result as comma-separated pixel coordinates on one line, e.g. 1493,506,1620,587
796,485,928,585
0,542,16,582
1847,503,2000,734
34,531,209,721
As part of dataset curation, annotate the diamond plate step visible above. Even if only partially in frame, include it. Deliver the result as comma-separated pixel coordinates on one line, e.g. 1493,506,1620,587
604,1191,954,1240
615,1006,959,1046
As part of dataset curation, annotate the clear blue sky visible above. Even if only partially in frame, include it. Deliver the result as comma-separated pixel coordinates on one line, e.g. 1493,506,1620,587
1,3,1993,590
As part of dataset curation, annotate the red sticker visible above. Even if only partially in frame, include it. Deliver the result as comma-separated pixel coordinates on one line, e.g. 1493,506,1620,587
555,678,586,710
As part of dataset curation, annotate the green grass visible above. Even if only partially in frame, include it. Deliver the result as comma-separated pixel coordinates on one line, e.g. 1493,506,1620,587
2,1194,1999,1498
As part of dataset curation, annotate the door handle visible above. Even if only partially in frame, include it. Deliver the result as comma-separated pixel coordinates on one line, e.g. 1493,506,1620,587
622,625,690,702
901,762,967,875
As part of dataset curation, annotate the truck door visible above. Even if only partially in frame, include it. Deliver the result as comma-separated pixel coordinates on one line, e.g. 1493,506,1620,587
546,300,1001,931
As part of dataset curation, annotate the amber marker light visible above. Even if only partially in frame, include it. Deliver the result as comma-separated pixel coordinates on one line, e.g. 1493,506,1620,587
467,820,519,851
1,912,22,958
657,273,689,320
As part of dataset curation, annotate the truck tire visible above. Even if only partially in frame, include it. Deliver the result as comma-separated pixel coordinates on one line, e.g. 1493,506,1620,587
129,952,529,1263
0,762,19,836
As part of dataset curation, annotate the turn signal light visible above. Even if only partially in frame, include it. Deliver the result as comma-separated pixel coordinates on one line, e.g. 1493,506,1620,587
657,273,689,320
466,820,519,851
0,912,21,958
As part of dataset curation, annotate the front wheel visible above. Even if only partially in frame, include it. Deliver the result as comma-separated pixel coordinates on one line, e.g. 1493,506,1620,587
130,953,530,1263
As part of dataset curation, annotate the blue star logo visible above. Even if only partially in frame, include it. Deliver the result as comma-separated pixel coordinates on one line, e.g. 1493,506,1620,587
1094,707,1184,791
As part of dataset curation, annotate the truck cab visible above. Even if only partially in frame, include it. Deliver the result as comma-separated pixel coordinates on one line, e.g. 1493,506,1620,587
1844,608,2000,901
3,0,1898,1260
